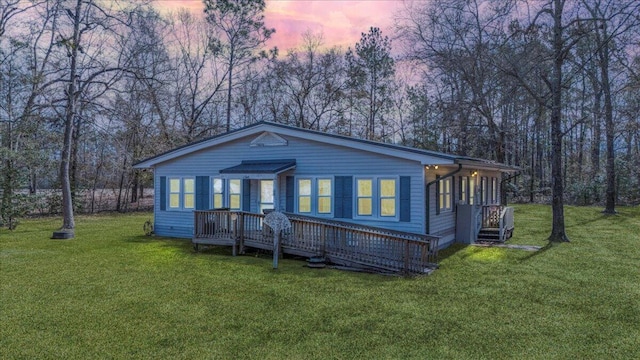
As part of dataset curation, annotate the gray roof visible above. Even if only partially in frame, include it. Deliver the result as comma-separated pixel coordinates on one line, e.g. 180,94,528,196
219,159,296,174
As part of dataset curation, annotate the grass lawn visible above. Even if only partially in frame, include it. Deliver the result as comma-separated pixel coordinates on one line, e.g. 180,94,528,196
1,205,639,359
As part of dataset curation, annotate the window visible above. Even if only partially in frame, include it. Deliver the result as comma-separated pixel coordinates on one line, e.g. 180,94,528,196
317,179,332,214
167,177,194,210
379,179,396,217
298,179,312,213
169,178,181,209
183,178,195,209
460,176,468,204
212,178,224,209
357,179,373,216
439,177,452,212
354,177,398,219
229,179,241,210
469,177,476,205
492,177,498,204
296,178,333,216
481,177,488,205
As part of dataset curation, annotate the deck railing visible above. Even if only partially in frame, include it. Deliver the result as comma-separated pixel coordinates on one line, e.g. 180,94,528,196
193,210,439,274
480,205,515,242
481,205,503,228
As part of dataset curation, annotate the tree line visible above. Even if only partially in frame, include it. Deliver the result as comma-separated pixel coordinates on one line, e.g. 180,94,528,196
1,0,638,240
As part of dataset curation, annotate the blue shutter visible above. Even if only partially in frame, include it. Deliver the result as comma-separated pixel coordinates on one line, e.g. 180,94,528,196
399,176,411,222
285,176,294,212
334,177,343,217
195,176,209,210
159,176,166,211
242,179,251,212
334,176,352,219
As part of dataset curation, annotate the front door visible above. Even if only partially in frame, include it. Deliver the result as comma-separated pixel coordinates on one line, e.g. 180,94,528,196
259,180,274,213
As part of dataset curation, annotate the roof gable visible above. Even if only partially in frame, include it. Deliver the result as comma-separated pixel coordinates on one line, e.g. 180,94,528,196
250,131,288,147
133,122,516,172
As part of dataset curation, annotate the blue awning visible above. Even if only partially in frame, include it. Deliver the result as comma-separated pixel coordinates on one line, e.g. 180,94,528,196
219,159,296,175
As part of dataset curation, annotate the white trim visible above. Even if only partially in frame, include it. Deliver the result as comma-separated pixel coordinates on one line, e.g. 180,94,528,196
250,131,288,147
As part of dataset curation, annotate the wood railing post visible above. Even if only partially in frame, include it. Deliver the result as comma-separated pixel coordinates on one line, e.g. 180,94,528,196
239,212,244,254
320,224,326,256
194,211,198,238
403,239,409,273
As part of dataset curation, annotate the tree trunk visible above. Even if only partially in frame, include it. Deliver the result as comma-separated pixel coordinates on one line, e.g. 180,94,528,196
225,49,234,132
56,0,83,236
548,0,569,242
599,23,616,214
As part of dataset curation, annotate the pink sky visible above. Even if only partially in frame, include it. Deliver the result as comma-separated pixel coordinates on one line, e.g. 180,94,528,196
155,0,404,51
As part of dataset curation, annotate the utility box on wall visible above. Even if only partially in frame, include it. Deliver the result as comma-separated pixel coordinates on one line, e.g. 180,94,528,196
456,203,477,244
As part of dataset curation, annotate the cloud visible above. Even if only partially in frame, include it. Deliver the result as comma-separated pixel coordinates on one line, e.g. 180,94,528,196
154,0,403,51
265,0,401,50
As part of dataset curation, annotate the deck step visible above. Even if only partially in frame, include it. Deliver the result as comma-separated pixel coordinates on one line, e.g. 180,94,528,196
477,228,502,243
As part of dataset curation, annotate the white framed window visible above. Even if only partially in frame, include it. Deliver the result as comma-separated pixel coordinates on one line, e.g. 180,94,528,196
317,178,332,214
481,176,488,205
460,176,468,204
492,177,498,204
168,177,181,209
183,178,195,209
212,178,224,209
167,177,194,210
228,179,242,210
438,177,452,212
356,178,373,216
379,178,396,217
353,176,399,220
469,176,476,205
296,177,333,216
298,179,312,213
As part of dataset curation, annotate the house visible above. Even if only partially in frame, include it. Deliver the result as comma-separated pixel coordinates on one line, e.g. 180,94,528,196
133,121,519,258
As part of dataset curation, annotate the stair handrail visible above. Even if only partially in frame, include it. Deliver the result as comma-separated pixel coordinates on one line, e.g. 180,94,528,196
474,206,482,240
499,207,506,241
498,206,515,242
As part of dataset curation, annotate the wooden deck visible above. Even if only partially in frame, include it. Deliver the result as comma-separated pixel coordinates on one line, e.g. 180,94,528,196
193,210,439,274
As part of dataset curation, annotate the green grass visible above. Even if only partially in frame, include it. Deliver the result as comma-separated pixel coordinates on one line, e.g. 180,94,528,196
1,205,639,359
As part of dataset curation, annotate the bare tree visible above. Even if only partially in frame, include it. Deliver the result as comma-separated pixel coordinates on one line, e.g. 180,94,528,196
203,0,274,132
582,0,640,214
168,9,227,142
53,0,138,237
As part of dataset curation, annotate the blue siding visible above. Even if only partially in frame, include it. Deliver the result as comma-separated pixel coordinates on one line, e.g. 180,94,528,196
399,176,411,222
285,176,294,212
427,168,505,249
153,133,426,238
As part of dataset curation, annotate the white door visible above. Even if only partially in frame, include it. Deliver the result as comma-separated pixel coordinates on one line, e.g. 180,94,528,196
259,180,274,213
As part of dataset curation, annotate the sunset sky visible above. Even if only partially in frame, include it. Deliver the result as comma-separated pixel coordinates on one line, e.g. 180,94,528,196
155,0,406,51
